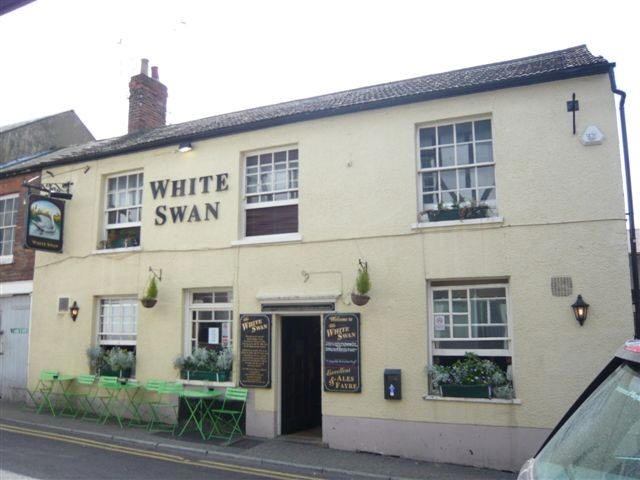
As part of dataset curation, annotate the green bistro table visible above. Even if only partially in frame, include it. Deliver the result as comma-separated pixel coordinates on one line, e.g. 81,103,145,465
98,379,140,428
44,374,75,416
177,389,221,440
119,382,143,426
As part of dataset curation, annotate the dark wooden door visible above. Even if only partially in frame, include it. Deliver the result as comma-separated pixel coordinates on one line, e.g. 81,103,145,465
281,316,321,434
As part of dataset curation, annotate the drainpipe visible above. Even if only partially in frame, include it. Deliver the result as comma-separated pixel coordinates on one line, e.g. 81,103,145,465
609,64,640,339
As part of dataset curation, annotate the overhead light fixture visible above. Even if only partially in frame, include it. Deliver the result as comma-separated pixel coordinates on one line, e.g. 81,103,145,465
70,301,80,321
571,295,589,326
178,141,192,153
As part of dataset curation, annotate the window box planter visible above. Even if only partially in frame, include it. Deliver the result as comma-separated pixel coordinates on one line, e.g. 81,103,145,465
180,370,228,381
100,367,132,379
425,206,490,222
441,384,491,399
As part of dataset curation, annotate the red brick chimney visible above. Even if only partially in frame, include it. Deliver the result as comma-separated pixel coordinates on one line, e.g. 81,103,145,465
128,58,168,133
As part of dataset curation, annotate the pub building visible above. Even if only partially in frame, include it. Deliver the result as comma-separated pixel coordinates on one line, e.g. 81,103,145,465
18,48,633,471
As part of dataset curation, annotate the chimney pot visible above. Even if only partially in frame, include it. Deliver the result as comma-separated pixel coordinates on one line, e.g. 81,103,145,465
128,59,167,133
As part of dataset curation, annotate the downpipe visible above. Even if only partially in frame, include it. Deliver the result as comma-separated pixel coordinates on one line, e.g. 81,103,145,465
609,65,640,339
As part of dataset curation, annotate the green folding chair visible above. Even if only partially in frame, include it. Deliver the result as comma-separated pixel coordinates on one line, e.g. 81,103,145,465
26,370,59,415
95,376,124,427
128,379,165,428
209,387,248,444
147,382,184,433
24,370,57,412
60,375,98,419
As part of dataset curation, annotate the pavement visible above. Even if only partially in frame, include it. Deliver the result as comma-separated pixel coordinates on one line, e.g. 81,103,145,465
0,400,516,480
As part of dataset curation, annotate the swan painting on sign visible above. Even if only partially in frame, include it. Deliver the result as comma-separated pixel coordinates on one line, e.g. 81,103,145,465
28,199,62,240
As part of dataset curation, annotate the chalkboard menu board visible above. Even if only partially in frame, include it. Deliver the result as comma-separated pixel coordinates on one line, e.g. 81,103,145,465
239,314,272,388
323,313,361,393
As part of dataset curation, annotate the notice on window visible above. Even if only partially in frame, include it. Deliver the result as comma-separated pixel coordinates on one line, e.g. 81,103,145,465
208,327,219,344
239,314,272,388
221,323,230,346
323,313,361,393
434,315,446,331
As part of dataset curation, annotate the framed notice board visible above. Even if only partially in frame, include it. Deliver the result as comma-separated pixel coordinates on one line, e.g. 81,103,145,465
323,313,361,393
239,313,272,388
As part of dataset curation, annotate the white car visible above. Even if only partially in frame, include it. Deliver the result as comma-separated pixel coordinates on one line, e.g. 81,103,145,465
518,340,640,479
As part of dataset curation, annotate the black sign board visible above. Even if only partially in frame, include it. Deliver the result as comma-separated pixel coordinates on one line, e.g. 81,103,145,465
239,314,272,388
323,313,361,393
24,194,65,252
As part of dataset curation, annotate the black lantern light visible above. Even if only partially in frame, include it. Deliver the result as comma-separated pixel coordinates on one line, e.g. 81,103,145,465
571,295,589,326
70,301,80,321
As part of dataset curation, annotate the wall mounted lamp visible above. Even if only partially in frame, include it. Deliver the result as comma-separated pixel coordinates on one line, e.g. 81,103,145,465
70,301,79,321
178,141,192,153
571,294,589,326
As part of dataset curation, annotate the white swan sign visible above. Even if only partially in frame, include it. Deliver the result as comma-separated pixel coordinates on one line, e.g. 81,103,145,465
25,194,65,252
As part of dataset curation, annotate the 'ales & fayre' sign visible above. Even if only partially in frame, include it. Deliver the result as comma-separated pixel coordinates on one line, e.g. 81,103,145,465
323,313,361,393
25,194,65,252
239,314,272,388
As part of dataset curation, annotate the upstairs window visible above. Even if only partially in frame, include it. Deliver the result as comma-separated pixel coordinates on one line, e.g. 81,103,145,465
103,172,143,249
0,194,19,261
418,119,497,223
244,148,298,237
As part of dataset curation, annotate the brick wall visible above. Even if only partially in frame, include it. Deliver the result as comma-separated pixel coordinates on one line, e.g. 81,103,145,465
0,171,38,283
128,73,167,133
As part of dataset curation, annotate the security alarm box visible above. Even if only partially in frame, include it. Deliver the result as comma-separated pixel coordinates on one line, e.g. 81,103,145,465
384,369,401,400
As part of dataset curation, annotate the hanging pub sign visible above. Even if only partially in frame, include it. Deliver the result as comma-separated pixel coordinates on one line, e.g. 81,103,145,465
24,194,65,252
239,313,272,388
323,313,361,393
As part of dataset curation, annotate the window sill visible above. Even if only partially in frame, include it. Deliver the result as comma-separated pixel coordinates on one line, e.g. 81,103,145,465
93,246,142,255
177,379,235,388
422,394,521,405
412,216,503,230
231,233,302,246
0,255,14,265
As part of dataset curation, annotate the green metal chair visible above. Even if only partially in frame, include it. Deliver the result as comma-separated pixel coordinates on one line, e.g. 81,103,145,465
209,387,248,444
128,379,165,428
147,382,184,433
95,376,123,427
25,370,59,415
60,374,98,419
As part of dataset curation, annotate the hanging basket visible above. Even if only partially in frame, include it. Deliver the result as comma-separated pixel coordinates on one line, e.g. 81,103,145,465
351,293,370,306
140,297,157,308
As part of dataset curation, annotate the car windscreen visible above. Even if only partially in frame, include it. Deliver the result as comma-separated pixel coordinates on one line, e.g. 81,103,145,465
534,362,640,479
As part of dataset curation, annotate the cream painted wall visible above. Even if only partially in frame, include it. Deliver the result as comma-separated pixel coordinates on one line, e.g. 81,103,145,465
29,72,632,431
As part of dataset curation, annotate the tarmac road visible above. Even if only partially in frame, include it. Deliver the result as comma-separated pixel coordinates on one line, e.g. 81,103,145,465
0,422,336,480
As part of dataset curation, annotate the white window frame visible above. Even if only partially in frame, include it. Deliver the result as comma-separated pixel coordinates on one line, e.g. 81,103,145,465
243,146,299,211
428,283,512,358
0,193,19,261
184,288,234,355
416,117,498,219
103,171,144,244
97,296,138,346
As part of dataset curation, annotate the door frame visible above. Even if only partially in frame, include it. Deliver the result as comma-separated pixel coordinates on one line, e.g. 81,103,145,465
0,280,34,399
276,313,324,436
